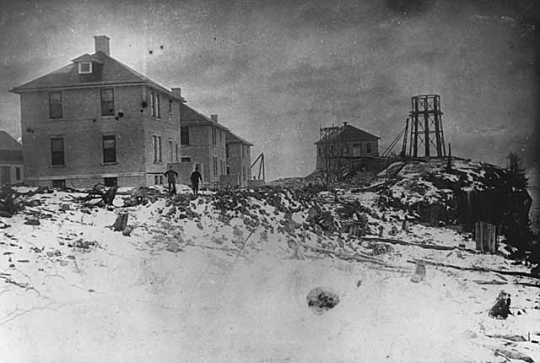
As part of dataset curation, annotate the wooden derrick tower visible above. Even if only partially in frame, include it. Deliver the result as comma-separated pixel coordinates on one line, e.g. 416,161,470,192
405,95,446,158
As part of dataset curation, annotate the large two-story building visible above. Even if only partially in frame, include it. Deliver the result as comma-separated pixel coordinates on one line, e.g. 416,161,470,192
10,36,184,188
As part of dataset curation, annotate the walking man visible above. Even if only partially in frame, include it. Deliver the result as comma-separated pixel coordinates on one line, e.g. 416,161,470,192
163,165,179,195
190,167,203,196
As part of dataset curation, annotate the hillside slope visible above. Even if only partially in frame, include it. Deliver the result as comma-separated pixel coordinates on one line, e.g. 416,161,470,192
0,184,539,363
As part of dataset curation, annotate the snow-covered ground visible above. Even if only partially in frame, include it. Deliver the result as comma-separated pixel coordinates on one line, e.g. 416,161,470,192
0,186,539,363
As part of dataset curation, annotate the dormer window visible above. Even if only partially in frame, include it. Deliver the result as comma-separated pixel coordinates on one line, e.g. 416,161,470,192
78,62,93,74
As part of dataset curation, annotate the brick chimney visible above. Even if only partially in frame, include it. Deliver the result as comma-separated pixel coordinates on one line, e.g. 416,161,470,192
171,88,182,97
210,114,218,123
94,35,110,56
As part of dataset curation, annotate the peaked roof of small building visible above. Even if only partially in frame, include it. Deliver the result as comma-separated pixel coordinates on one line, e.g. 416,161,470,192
10,51,183,101
71,54,104,64
179,103,230,131
314,124,380,145
0,131,22,150
226,130,254,146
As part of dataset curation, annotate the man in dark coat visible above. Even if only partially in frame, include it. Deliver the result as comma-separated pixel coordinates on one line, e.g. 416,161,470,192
190,167,203,196
163,165,179,195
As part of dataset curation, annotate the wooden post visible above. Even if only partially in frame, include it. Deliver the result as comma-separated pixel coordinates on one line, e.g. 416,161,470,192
475,221,497,253
487,223,498,252
446,143,452,171
475,222,482,252
113,213,129,232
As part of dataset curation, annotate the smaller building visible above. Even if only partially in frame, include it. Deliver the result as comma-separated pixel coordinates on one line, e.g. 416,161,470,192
224,131,253,188
179,104,229,187
0,131,24,185
315,122,380,173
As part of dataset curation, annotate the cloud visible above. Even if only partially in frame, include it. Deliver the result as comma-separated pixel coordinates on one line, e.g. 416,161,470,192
0,0,537,179
294,1,382,31
385,0,433,16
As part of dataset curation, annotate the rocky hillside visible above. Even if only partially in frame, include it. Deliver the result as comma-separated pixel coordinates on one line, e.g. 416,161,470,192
0,182,539,362
377,158,534,254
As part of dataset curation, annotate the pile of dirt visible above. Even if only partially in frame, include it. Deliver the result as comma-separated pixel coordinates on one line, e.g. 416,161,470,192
0,186,51,217
379,159,531,227
123,186,166,206
377,158,534,261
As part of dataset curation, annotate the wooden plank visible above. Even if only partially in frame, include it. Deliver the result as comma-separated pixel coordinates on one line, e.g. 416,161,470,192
406,258,540,281
362,236,476,253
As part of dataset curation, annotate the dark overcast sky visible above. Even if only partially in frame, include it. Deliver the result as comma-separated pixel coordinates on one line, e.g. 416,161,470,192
0,0,538,179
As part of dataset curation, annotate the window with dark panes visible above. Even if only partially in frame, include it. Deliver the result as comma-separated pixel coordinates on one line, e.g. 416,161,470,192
366,143,372,154
151,92,161,118
212,127,216,146
102,135,116,163
153,136,158,162
158,136,162,162
152,135,162,163
104,177,117,187
168,99,173,113
156,93,161,118
181,127,189,145
49,92,63,119
15,167,21,180
52,179,66,189
50,138,65,166
168,140,173,162
151,92,156,117
181,157,191,162
101,88,114,116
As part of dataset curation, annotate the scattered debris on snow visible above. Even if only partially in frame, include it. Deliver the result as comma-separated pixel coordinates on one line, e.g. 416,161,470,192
0,166,538,362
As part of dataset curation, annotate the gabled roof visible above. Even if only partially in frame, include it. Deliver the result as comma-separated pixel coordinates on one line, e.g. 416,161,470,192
10,52,183,101
0,131,22,150
179,103,230,131
314,124,380,145
71,54,104,64
226,130,254,146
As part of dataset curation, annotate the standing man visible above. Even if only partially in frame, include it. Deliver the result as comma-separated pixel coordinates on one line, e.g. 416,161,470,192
163,165,179,195
190,167,203,196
